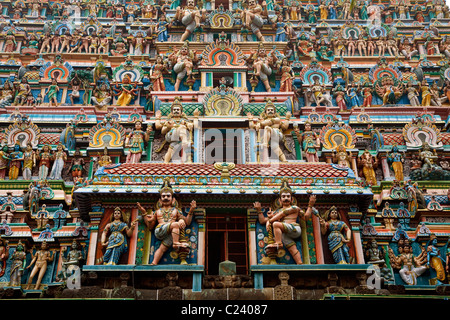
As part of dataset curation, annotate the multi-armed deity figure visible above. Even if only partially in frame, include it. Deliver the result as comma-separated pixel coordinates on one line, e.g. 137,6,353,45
124,120,152,164
138,179,196,265
175,0,207,42
388,238,428,285
247,43,277,92
168,41,200,92
254,179,317,264
154,98,198,163
248,100,291,162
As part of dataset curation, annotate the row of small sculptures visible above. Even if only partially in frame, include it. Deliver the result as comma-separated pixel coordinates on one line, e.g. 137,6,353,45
6,0,450,25
3,179,447,290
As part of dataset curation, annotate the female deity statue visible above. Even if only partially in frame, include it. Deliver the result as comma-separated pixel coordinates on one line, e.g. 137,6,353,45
333,85,347,112
294,121,320,163
319,206,352,264
49,143,67,180
36,144,52,180
124,121,152,164
101,207,137,265
150,55,168,92
278,58,294,92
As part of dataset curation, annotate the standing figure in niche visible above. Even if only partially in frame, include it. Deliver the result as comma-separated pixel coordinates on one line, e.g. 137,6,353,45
278,58,294,92
25,241,54,290
247,43,277,92
45,78,60,108
388,241,427,285
9,241,26,287
168,41,199,92
124,121,152,164
37,144,52,180
8,143,23,181
426,234,446,284
294,121,320,163
358,149,378,186
49,143,67,180
150,55,168,92
387,144,404,182
139,179,196,265
319,206,352,264
101,206,137,265
22,143,36,181
255,181,317,265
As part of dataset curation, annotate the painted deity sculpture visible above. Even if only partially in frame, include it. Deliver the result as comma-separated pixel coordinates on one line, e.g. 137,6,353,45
419,142,439,171
58,240,84,281
387,145,404,182
49,143,67,180
332,145,352,168
154,98,197,163
45,78,60,108
25,241,54,290
319,206,352,264
0,145,9,180
168,41,199,92
139,179,196,265
91,82,112,108
294,121,320,163
13,78,31,106
248,100,290,163
101,207,137,265
68,148,85,182
124,121,152,164
388,240,427,285
255,180,317,265
22,143,36,181
150,55,168,91
113,74,138,107
278,58,294,92
9,241,26,287
8,143,23,180
358,149,378,186
247,43,277,92
426,234,446,284
237,0,267,41
37,144,52,180
175,0,206,42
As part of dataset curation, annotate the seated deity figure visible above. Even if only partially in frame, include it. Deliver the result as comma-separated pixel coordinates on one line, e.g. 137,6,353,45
248,99,291,162
174,0,206,42
138,179,197,265
254,180,317,264
154,98,198,163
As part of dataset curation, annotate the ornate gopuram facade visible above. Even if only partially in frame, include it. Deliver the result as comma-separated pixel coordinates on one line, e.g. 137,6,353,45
0,0,449,302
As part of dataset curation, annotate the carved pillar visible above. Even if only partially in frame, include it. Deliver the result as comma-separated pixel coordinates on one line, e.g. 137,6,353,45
127,208,139,265
86,209,104,265
351,156,359,178
195,208,206,266
347,210,365,264
312,214,324,264
380,154,391,180
247,208,258,266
